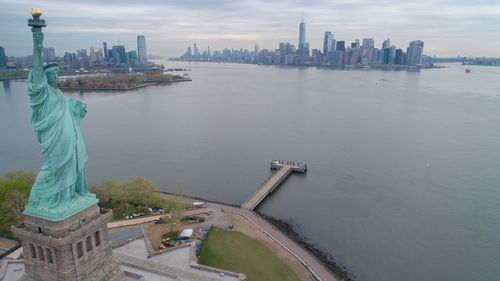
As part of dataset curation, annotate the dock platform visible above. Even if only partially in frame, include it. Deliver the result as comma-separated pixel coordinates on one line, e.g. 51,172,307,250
242,160,307,210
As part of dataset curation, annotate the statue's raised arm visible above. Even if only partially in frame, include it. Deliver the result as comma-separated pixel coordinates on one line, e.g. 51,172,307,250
31,28,44,83
28,8,45,85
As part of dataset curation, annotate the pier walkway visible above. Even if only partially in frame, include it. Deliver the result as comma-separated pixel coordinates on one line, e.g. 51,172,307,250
242,160,307,210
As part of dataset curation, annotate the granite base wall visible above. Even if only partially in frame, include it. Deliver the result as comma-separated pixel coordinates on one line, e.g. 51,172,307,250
12,204,126,281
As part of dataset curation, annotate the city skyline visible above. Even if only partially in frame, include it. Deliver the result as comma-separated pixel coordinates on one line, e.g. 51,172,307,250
1,0,500,58
178,18,426,67
179,31,426,68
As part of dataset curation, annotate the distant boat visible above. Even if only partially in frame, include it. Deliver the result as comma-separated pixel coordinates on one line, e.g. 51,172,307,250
465,68,471,73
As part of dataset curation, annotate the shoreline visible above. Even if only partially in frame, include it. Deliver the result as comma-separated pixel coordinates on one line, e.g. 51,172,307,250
0,76,28,81
159,191,241,208
159,191,353,281
258,213,356,281
168,59,444,71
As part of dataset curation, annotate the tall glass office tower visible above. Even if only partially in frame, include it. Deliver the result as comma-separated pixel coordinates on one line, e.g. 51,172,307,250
298,19,306,55
137,35,147,65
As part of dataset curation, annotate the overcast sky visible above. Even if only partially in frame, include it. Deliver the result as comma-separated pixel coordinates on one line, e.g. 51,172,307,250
1,0,500,58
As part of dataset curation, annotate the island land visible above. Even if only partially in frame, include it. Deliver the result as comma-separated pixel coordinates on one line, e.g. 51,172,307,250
0,70,191,91
139,207,308,281
0,70,29,80
1,172,313,281
59,72,191,91
140,192,313,280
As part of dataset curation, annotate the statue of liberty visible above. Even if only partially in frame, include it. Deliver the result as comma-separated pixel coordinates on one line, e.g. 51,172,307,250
24,8,98,221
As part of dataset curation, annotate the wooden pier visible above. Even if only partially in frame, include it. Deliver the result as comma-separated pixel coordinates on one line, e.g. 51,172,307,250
242,160,307,210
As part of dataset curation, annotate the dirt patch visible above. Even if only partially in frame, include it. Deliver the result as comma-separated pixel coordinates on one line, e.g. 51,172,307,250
0,237,17,249
143,222,181,251
142,215,213,251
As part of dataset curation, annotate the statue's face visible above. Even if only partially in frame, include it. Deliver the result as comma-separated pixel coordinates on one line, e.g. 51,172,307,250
45,68,58,86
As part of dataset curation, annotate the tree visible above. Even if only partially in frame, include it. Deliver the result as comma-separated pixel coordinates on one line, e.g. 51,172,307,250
2,189,27,219
0,170,36,185
163,185,189,232
170,184,189,217
90,177,175,220
0,171,36,235
165,214,176,233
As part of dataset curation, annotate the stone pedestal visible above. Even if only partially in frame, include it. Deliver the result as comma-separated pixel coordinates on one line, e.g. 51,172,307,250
12,204,126,281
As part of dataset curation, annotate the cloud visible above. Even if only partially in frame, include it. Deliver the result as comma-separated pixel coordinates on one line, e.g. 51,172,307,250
1,0,500,57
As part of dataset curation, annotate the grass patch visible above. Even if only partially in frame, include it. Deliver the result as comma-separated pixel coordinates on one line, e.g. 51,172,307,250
198,228,301,281
162,231,179,240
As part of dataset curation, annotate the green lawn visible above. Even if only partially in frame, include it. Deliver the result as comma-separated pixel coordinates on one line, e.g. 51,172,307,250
198,228,301,281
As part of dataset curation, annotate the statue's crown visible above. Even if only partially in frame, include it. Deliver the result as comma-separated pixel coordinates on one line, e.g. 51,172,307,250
43,62,59,70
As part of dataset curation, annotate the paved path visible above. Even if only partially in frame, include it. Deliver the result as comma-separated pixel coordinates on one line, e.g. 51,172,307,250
107,214,164,229
242,165,293,209
107,209,211,229
205,202,338,281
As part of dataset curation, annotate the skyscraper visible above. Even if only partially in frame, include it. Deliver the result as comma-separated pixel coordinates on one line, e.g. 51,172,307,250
279,42,285,64
193,43,199,57
77,49,87,58
42,47,56,62
351,39,360,49
112,45,127,65
323,32,334,55
137,35,147,65
383,48,391,64
298,18,306,55
381,38,392,64
336,41,346,52
63,52,72,66
407,40,424,66
96,48,103,62
304,43,310,57
89,46,96,67
362,38,375,49
128,50,137,62
383,46,396,64
394,49,404,64
382,38,391,50
103,42,108,58
0,46,6,68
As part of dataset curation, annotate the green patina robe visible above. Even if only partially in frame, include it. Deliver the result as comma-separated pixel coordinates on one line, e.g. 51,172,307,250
26,72,89,209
